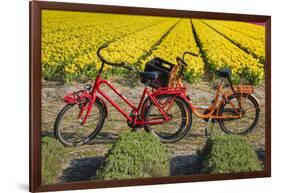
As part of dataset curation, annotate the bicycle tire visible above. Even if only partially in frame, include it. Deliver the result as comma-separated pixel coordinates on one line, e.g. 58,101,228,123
218,93,260,135
143,94,192,143
54,99,106,147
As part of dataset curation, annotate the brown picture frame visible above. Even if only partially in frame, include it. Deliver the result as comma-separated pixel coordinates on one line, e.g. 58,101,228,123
30,1,271,192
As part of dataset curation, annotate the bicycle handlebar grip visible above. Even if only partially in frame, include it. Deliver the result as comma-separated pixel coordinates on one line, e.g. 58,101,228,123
125,65,133,71
183,51,199,57
120,62,132,70
189,52,199,57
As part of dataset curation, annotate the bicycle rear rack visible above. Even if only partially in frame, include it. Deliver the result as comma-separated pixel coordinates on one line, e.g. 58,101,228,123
64,90,92,105
225,85,254,97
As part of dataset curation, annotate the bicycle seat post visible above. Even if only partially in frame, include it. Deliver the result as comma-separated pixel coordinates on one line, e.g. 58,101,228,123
145,80,150,87
220,78,224,86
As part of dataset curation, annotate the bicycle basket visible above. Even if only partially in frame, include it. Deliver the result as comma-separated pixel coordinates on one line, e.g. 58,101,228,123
141,57,176,88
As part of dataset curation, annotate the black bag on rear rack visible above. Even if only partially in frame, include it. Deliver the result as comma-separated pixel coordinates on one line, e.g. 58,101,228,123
141,57,176,88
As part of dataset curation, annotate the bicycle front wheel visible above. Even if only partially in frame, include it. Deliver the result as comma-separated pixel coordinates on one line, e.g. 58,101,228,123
144,94,192,143
218,93,260,135
54,100,106,147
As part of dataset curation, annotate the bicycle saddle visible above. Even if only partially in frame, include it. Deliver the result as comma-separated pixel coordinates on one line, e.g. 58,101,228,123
215,68,231,78
139,71,159,81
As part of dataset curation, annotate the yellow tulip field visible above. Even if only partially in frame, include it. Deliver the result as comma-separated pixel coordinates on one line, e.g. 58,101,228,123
42,10,265,84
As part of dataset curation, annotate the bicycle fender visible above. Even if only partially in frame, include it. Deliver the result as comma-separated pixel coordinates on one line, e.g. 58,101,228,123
218,92,261,111
249,93,261,110
178,95,193,110
95,96,108,118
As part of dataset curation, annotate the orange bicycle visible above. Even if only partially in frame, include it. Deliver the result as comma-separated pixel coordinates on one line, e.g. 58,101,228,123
173,52,261,136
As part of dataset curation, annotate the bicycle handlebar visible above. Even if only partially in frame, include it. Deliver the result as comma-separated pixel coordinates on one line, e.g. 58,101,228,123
97,44,137,72
176,52,199,67
176,57,188,66
97,44,200,77
97,44,122,66
176,51,199,78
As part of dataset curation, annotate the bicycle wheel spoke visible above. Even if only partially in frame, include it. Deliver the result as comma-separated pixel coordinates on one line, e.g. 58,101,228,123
56,102,104,146
220,94,259,135
170,118,188,121
243,105,255,112
144,95,191,142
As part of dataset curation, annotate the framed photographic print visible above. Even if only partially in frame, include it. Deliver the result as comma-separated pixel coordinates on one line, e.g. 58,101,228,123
30,1,271,192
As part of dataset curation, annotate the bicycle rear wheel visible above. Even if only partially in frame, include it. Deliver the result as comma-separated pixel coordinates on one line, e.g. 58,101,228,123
54,100,106,147
144,94,192,143
218,93,260,135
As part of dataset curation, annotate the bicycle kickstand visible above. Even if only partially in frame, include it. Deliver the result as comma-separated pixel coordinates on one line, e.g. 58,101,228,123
204,118,215,137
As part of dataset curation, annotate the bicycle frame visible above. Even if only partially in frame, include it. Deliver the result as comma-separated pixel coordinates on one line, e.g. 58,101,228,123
80,74,180,126
190,84,240,119
65,74,253,127
186,79,253,120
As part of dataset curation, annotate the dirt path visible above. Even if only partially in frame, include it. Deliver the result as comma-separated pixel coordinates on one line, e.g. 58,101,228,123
41,76,265,183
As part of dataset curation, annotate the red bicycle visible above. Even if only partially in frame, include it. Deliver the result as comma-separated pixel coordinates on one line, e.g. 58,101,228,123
54,44,193,146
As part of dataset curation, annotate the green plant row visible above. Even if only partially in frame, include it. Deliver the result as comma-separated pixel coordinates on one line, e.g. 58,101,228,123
96,132,170,180
198,135,262,173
